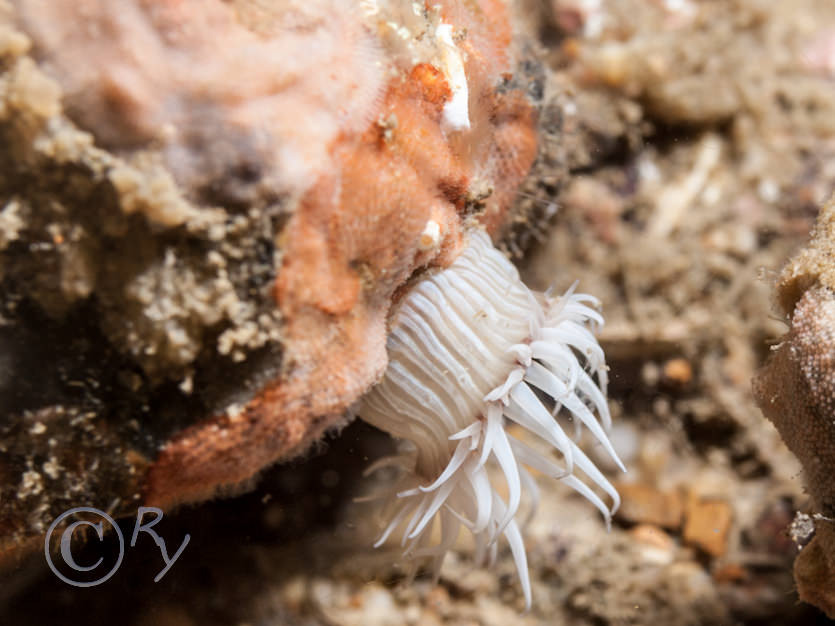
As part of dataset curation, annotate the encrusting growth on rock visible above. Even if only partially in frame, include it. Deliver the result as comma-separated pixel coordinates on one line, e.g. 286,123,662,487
145,0,539,508
0,0,539,562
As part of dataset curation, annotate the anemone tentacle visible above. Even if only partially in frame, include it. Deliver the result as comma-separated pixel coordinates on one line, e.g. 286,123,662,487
359,229,623,610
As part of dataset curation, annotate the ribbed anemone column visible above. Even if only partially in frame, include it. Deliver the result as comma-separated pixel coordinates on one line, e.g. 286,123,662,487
359,229,625,610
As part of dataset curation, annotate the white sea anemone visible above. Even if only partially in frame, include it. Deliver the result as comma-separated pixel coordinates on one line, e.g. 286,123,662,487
359,228,624,609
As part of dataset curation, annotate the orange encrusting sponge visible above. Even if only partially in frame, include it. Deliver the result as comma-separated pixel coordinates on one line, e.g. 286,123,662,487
145,0,538,507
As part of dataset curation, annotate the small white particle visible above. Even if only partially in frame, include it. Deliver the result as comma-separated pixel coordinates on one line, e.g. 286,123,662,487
43,458,61,480
418,219,442,251
179,373,194,394
19,470,43,498
757,178,780,204
436,23,470,131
